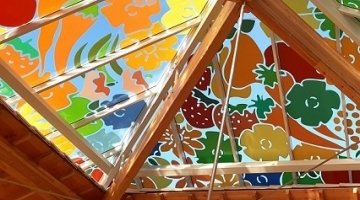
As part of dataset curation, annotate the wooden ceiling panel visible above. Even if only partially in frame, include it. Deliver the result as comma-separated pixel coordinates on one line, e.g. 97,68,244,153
0,100,104,199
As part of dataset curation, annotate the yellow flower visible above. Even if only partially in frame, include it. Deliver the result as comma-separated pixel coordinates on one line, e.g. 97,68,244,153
240,123,289,161
52,136,76,156
18,103,53,135
121,23,177,70
161,0,207,31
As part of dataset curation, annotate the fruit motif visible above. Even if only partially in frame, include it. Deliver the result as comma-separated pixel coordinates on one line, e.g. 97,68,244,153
264,42,324,82
195,66,211,91
0,0,36,27
212,104,258,137
181,90,216,129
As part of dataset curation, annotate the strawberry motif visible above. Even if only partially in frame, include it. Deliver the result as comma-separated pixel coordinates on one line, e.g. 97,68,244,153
212,104,258,137
195,66,211,91
181,90,216,128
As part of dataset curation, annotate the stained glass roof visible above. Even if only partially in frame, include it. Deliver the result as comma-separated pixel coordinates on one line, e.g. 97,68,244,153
1,0,360,196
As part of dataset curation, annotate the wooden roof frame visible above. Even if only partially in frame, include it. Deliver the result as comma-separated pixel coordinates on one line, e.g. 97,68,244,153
0,0,360,199
104,0,360,199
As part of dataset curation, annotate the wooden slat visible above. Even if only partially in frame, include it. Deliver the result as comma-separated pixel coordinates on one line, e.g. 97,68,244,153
123,188,360,200
0,57,112,172
312,0,360,45
247,0,360,105
103,1,242,200
0,101,105,199
0,135,79,200
137,159,360,177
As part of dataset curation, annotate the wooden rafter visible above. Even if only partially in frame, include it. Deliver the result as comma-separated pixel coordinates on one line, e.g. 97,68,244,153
123,188,360,200
312,0,360,46
137,159,360,177
0,100,104,200
247,0,360,106
103,1,242,200
0,57,112,172
0,133,79,200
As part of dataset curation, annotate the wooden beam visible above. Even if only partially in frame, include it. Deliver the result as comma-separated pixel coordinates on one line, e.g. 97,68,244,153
137,159,360,177
0,135,80,200
247,0,360,105
339,5,360,18
311,0,360,46
0,57,112,172
103,1,242,200
123,188,360,200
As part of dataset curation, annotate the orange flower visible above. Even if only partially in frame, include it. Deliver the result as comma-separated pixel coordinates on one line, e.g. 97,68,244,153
121,23,177,70
159,124,203,157
341,35,360,71
102,0,160,33
293,143,337,160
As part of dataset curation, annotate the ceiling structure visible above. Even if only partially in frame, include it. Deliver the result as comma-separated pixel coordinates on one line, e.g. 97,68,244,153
1,0,360,199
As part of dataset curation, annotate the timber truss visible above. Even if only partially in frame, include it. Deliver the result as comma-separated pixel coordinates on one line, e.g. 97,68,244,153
1,0,360,200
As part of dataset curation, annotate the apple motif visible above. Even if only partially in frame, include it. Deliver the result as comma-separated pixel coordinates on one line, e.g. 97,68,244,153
0,0,36,27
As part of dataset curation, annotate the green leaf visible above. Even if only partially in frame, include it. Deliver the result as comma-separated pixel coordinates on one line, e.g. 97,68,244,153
89,100,99,110
148,158,158,166
241,19,255,33
7,38,39,59
98,41,111,58
111,35,119,52
74,43,87,68
81,5,99,17
88,34,112,62
195,131,241,163
255,64,279,88
249,95,275,119
227,27,237,39
228,103,247,114
314,8,342,39
356,150,360,158
110,60,123,76
193,89,219,105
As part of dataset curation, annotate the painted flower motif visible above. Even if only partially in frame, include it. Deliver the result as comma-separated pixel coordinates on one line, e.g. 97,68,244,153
101,0,160,33
196,131,241,163
18,103,53,135
101,94,146,130
243,173,282,186
173,175,210,188
58,96,104,137
159,124,203,157
337,0,360,10
293,143,337,160
171,160,210,188
214,174,239,187
341,35,360,71
286,80,340,127
143,157,172,189
161,0,207,30
240,123,289,161
314,8,341,40
282,171,323,185
121,23,177,70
